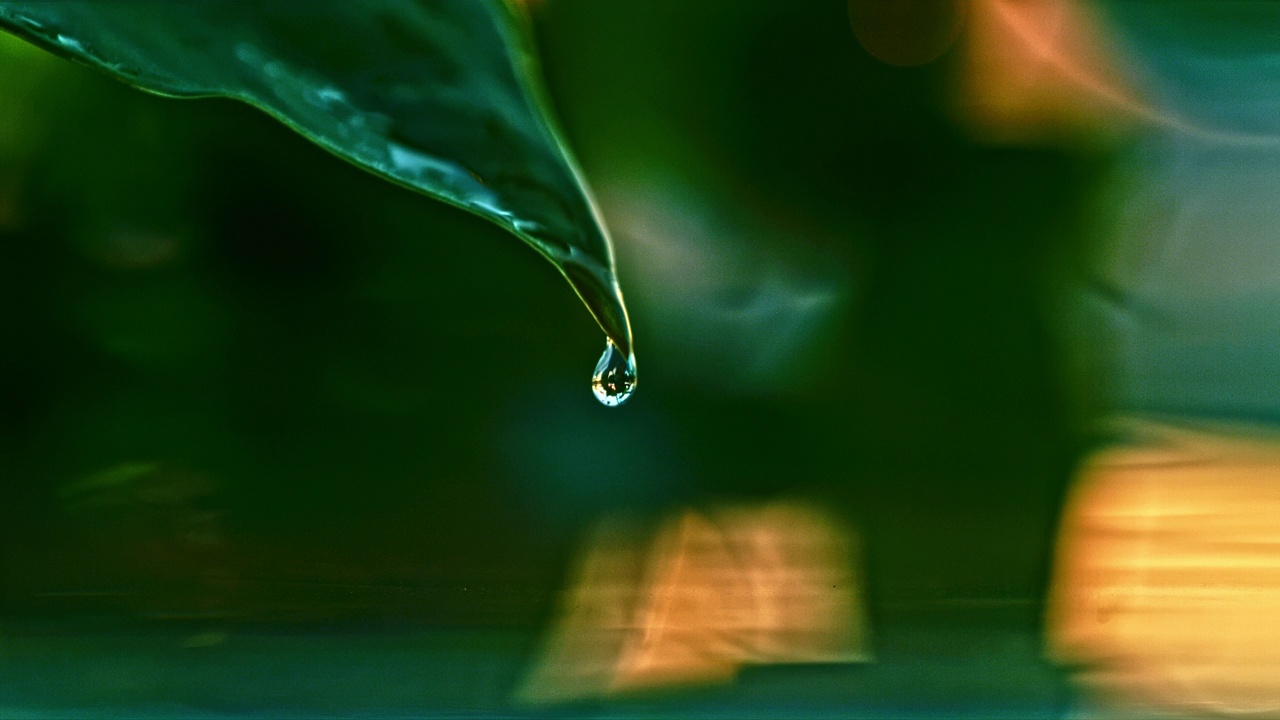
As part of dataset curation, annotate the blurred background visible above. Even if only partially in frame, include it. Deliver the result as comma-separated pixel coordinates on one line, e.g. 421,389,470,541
3,0,1280,717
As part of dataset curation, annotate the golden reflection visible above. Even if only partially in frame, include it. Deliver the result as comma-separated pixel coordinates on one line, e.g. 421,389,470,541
959,0,1138,142
518,501,869,704
1047,419,1280,716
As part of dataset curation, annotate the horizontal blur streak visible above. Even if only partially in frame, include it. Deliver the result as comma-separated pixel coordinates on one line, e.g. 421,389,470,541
1047,419,1280,716
518,501,868,704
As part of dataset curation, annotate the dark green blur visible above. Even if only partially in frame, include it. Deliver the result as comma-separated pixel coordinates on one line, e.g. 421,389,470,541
0,0,1113,715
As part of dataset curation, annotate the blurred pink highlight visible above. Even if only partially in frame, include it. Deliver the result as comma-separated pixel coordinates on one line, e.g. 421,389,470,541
959,0,1139,142
962,0,1280,146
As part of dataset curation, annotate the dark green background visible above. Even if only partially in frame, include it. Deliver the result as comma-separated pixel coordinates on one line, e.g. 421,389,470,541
0,0,1117,714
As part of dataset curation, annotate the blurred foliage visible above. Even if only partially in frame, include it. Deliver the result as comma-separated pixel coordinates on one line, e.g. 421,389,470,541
0,1,1114,630
0,23,590,623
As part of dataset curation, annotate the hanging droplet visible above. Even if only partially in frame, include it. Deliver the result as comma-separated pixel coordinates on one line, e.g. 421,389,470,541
591,339,637,407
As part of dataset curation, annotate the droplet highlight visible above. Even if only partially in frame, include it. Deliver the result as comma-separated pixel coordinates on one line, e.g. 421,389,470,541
592,339,636,407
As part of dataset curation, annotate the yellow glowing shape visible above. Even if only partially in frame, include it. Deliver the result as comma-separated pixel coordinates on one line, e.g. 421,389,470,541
1047,419,1280,716
518,501,869,703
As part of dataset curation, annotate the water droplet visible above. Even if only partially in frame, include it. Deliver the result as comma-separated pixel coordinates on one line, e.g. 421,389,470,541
55,33,85,53
591,339,636,407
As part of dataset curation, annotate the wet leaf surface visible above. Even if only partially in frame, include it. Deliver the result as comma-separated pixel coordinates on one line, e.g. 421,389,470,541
0,0,632,354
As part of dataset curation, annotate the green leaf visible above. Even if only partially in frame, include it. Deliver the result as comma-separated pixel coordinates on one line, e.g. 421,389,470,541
0,0,633,357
